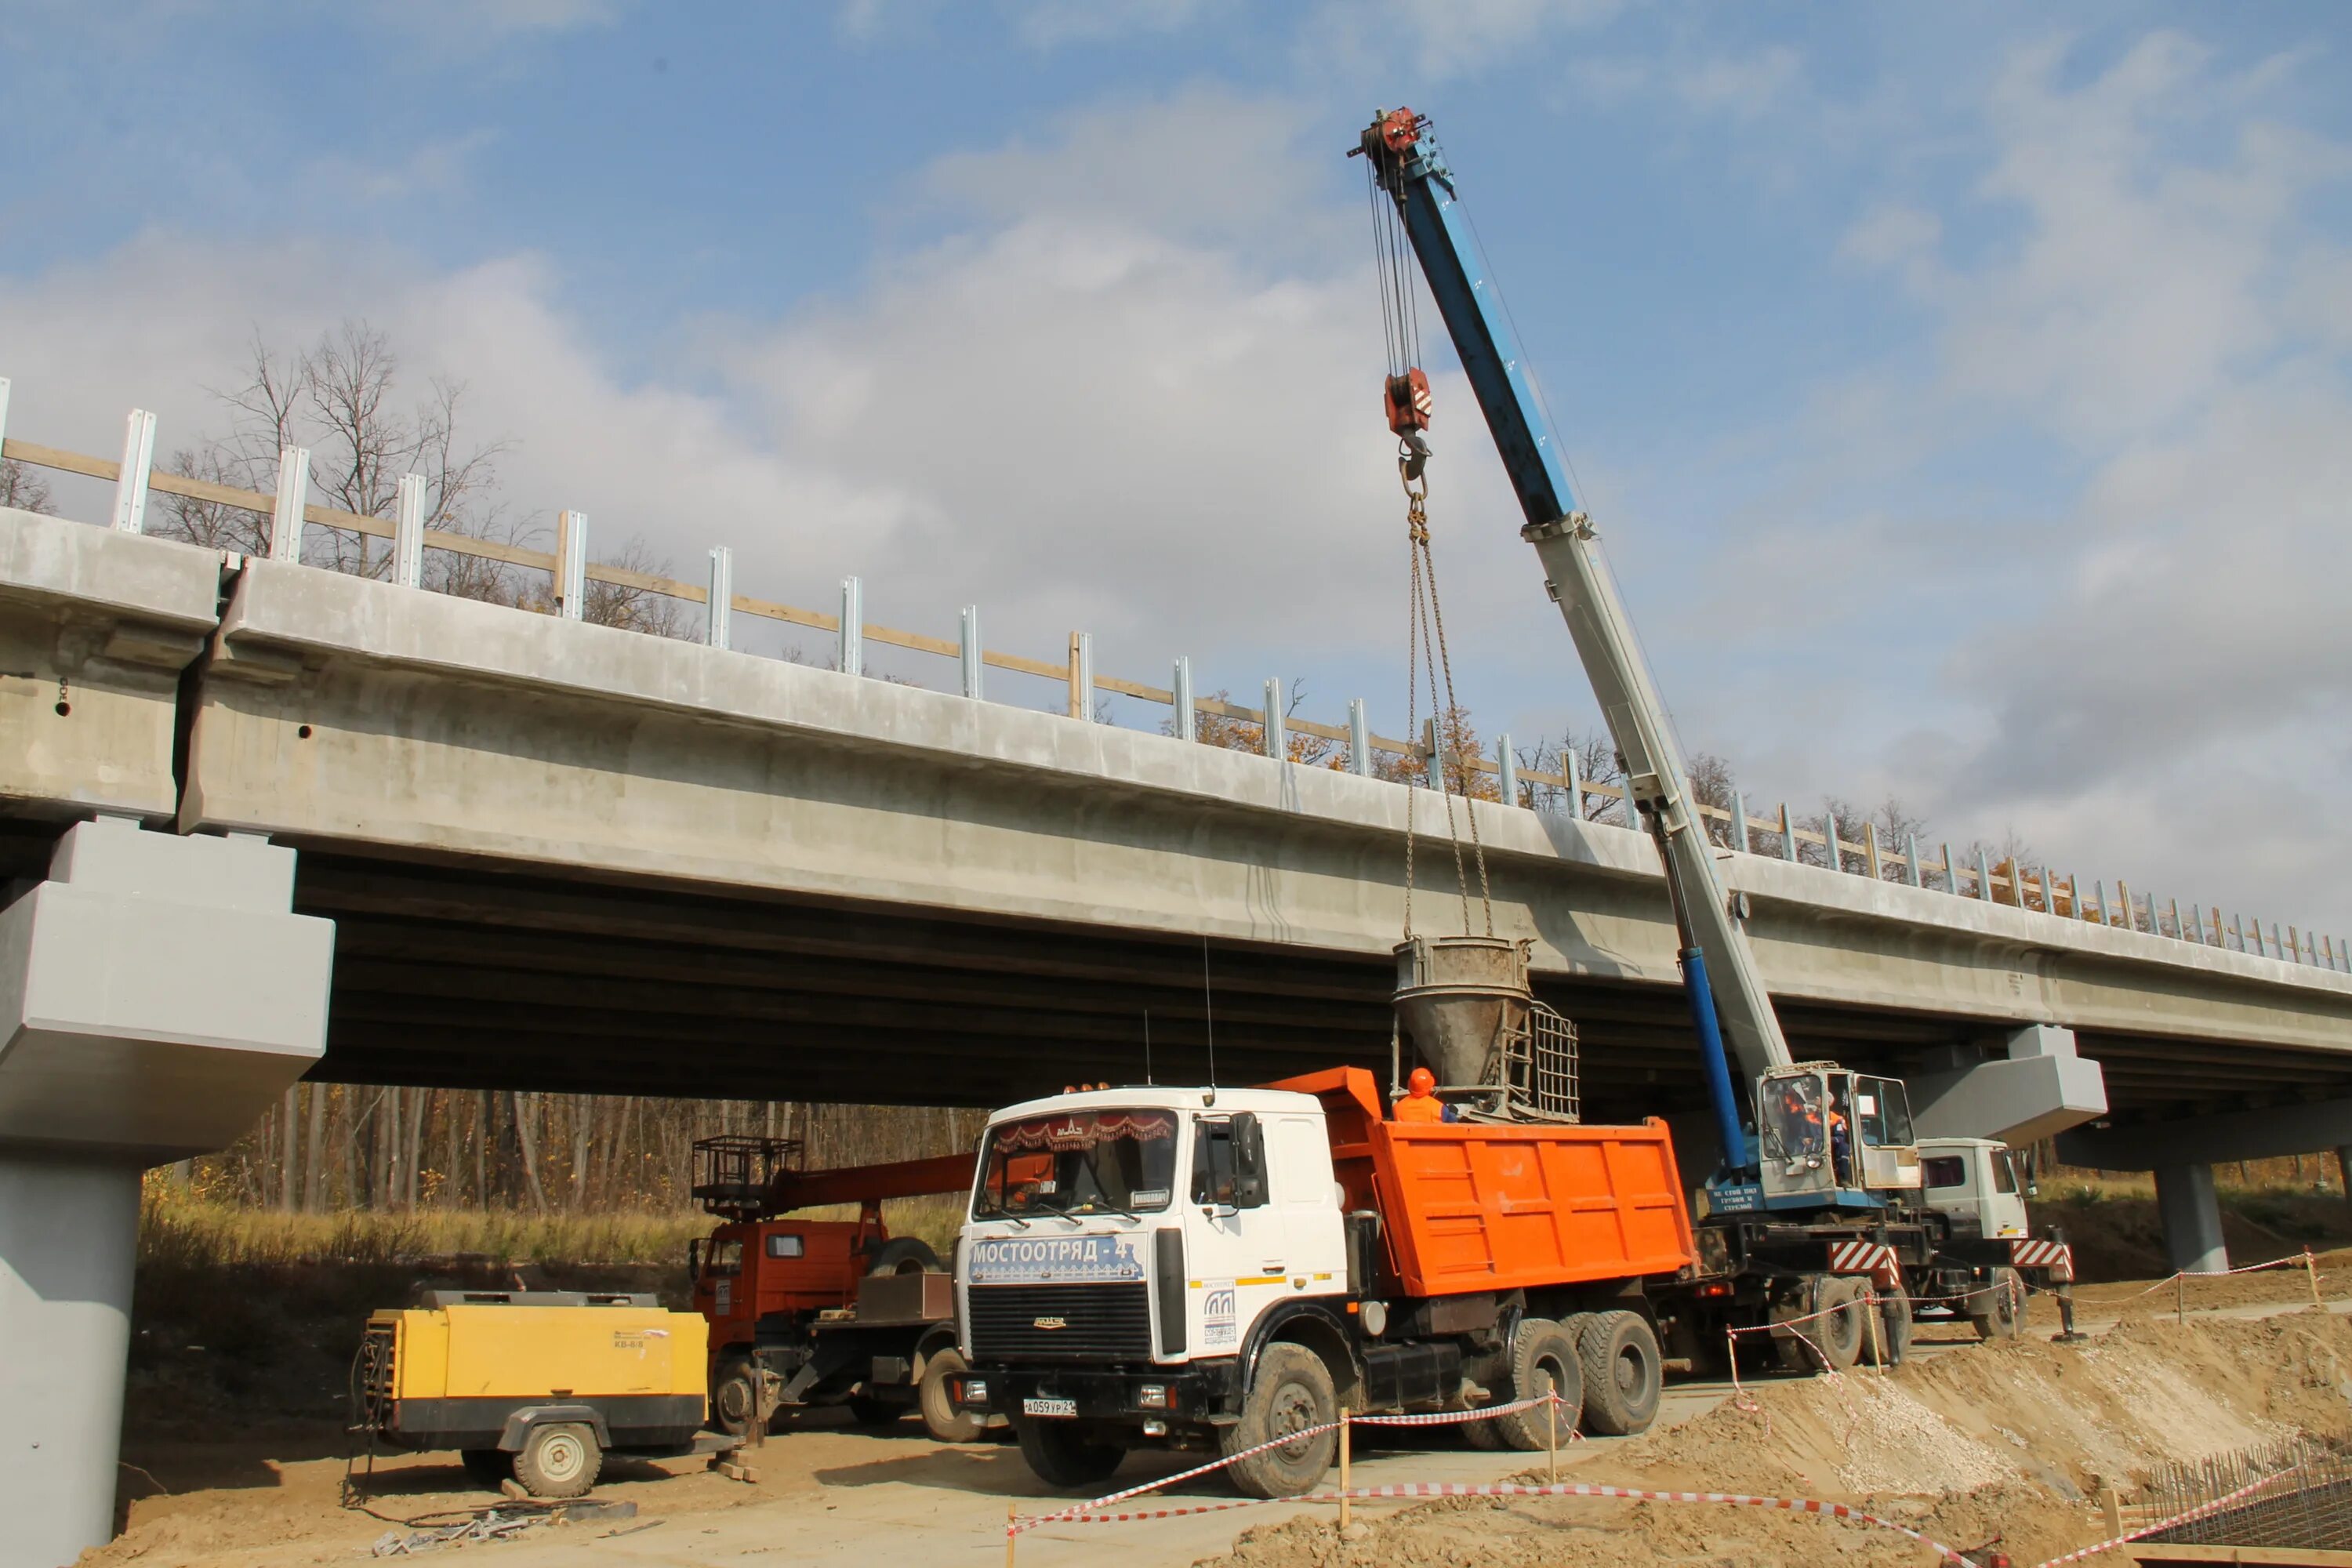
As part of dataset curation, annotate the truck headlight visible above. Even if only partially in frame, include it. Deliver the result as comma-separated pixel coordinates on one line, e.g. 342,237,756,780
963,1378,988,1404
1138,1385,1169,1409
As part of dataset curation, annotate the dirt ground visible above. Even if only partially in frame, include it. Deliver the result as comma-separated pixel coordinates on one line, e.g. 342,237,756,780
1205,1308,2352,1568
92,1236,2352,1567
96,1292,2352,1567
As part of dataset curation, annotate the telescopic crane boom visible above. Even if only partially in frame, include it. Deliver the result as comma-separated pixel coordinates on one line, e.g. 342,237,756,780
1355,107,1786,1167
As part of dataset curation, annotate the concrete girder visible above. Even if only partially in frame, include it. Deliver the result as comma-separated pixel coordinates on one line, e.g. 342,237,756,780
0,508,222,823
2057,1094,2352,1170
171,554,2351,1065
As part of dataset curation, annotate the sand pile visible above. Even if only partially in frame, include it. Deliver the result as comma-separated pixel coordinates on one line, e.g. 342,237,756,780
1207,1309,2352,1568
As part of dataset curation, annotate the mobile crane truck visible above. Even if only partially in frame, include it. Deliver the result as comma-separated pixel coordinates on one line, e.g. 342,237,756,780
1353,103,2080,1367
949,108,2082,1497
688,1134,983,1444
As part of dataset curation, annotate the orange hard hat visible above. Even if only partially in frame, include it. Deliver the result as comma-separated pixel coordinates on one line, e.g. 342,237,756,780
1408,1067,1436,1095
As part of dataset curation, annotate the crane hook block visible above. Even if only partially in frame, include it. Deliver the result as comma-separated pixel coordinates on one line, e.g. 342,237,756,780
1385,368,1434,437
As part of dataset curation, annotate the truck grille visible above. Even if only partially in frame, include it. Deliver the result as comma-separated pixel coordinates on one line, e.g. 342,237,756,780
967,1283,1152,1361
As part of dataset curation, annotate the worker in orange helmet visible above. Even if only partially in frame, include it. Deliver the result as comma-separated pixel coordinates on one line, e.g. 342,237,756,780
1392,1066,1453,1123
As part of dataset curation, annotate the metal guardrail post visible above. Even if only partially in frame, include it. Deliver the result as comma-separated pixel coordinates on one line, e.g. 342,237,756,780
1173,657,1194,742
839,576,862,675
555,510,587,619
1730,789,1748,851
1348,699,1369,776
391,474,425,588
1823,808,1842,873
1905,833,1924,888
1499,734,1517,804
960,606,982,698
706,547,733,649
1262,678,1283,758
113,408,156,533
1072,634,1094,721
1566,748,1581,818
1781,804,1798,862
270,445,309,562
0,377,10,449
1864,822,1883,881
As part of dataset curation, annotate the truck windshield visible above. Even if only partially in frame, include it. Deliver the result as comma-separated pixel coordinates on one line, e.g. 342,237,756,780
974,1109,1178,1219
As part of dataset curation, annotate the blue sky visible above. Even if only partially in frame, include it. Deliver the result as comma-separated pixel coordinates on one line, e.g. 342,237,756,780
5,1,2350,937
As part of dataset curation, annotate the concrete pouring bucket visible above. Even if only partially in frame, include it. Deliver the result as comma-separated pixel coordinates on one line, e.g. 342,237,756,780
1392,934,1534,1091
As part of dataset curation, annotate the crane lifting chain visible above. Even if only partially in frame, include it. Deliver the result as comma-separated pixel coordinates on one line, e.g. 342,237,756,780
1399,459,1494,942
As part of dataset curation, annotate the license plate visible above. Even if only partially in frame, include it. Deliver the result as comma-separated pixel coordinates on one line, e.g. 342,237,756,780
1022,1396,1077,1418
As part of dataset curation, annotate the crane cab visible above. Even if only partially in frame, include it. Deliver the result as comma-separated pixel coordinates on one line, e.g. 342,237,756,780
1751,1063,1921,1210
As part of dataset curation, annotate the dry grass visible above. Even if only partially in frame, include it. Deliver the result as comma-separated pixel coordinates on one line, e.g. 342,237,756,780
137,1181,969,1270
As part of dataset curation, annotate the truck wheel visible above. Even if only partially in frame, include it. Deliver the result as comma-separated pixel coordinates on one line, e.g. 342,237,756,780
1860,1290,1914,1367
1969,1267,2022,1341
513,1422,601,1499
1814,1277,1867,1370
868,1237,943,1276
459,1448,511,1489
1222,1343,1339,1498
1577,1311,1662,1436
712,1354,768,1438
1496,1319,1584,1450
918,1347,984,1444
1014,1417,1126,1489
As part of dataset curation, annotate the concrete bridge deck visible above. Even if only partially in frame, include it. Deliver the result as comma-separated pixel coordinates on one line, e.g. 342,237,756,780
5,506,2347,1126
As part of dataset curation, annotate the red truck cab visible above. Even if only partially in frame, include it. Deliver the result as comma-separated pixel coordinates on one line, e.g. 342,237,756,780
688,1137,978,1443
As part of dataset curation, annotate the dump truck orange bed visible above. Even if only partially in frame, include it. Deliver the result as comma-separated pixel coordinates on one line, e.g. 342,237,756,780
1275,1068,1693,1298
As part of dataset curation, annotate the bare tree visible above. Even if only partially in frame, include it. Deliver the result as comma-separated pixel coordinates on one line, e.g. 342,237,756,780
0,458,53,514
1512,728,1628,823
1686,751,1738,848
151,321,509,573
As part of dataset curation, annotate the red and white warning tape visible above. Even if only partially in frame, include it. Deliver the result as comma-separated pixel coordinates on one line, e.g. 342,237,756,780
2031,1461,2296,1566
1012,1394,1559,1535
1019,1477,1981,1565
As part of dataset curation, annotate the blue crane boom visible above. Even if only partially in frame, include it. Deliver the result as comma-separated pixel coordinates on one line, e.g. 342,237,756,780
1354,107,1788,1172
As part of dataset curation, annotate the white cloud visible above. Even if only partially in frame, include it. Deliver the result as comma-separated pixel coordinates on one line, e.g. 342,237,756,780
1826,34,2352,930
0,90,1530,711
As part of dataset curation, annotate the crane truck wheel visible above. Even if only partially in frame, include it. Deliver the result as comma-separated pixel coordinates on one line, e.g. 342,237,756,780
1014,1417,1127,1489
1814,1277,1868,1370
712,1354,768,1439
918,1345,984,1443
1577,1310,1662,1436
866,1237,944,1276
513,1421,601,1499
1221,1343,1339,1497
1969,1266,2023,1341
1495,1319,1584,1450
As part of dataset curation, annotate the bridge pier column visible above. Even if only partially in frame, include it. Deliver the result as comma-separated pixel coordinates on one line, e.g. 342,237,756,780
0,818,331,1568
0,1154,140,1565
2154,1161,2229,1276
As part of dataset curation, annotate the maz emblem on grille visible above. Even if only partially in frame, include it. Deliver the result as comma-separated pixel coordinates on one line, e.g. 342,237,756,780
1032,1316,1069,1330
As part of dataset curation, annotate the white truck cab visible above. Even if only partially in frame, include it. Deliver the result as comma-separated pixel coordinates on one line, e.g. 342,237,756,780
1917,1136,2033,1241
952,1087,1351,1489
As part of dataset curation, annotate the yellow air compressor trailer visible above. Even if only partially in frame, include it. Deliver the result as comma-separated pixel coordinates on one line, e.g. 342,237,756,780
356,1291,710,1497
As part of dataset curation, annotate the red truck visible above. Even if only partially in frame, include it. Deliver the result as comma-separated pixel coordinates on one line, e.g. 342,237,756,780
688,1135,980,1444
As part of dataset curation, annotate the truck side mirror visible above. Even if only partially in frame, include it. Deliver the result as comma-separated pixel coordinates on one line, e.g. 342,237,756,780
1229,1112,1269,1209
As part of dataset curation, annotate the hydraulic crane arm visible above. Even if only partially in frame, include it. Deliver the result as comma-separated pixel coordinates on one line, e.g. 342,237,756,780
1356,109,1793,1145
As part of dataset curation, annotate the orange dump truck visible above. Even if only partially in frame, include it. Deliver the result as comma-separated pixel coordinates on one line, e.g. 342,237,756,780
950,1069,1695,1497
